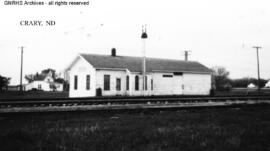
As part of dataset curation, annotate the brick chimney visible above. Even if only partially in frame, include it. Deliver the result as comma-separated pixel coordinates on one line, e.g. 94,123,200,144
111,48,116,57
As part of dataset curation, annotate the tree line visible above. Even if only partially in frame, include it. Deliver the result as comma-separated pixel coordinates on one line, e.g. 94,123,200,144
1,67,269,92
0,75,11,92
211,66,269,91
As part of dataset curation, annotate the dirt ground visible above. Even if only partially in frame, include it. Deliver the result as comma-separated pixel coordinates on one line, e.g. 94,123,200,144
0,105,270,151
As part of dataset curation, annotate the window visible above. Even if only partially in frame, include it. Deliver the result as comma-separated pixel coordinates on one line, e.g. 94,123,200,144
74,75,78,90
151,79,153,90
173,72,183,76
135,75,139,91
86,75,90,90
126,76,129,90
116,78,121,91
163,74,173,78
38,84,42,90
104,75,110,91
145,76,147,90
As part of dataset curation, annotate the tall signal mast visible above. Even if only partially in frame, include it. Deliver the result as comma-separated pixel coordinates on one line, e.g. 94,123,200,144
141,25,148,96
19,46,24,94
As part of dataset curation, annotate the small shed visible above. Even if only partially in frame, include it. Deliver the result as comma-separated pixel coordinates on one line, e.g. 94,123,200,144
265,80,270,88
247,83,256,88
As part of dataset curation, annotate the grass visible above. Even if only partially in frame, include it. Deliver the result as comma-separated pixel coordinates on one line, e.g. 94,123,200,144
1,106,270,151
215,88,270,96
1,88,270,101
0,91,68,100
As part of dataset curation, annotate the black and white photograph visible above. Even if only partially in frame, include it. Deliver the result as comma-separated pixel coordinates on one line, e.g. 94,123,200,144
0,0,270,150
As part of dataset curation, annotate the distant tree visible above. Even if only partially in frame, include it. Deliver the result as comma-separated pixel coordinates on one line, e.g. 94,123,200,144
54,78,65,84
211,66,231,91
230,77,250,88
49,83,57,91
0,75,11,92
55,78,69,91
231,77,267,88
259,79,268,87
41,68,56,79
25,74,35,83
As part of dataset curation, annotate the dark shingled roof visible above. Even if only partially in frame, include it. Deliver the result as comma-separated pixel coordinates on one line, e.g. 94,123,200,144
80,53,211,73
33,74,47,81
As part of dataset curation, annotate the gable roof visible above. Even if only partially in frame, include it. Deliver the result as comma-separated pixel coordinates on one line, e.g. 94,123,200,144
34,74,47,81
79,53,211,73
31,74,53,82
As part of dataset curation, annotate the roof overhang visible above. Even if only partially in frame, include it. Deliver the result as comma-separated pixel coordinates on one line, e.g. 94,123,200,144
151,70,211,74
65,54,95,72
96,67,129,72
65,55,81,72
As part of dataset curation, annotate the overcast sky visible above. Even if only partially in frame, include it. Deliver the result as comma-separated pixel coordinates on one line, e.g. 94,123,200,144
0,0,270,85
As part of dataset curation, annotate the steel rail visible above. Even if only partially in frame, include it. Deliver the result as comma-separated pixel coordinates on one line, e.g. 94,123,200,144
1,94,270,102
1,96,270,108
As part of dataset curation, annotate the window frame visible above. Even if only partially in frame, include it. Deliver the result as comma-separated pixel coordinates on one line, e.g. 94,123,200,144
135,75,139,91
151,79,153,91
126,76,129,90
116,78,121,91
145,76,147,90
163,74,173,78
86,75,90,90
38,84,42,90
104,75,110,91
74,75,78,90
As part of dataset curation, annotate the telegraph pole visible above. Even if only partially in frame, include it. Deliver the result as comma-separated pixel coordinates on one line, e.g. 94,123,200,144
141,25,148,96
252,46,261,94
20,46,24,94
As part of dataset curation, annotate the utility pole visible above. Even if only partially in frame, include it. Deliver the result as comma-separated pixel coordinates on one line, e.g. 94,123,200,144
183,50,191,61
20,46,24,94
252,46,261,94
141,25,147,96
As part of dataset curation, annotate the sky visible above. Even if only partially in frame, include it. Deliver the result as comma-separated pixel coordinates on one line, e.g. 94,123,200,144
0,0,270,85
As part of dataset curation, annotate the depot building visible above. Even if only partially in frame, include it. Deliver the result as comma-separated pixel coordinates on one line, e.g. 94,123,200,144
65,49,212,97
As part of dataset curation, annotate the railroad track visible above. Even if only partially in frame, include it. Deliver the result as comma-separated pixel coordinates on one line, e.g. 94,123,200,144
1,96,270,113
